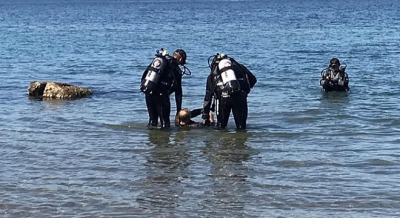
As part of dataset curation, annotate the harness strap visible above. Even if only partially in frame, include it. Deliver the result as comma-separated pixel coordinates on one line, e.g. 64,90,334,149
147,66,161,72
219,66,233,73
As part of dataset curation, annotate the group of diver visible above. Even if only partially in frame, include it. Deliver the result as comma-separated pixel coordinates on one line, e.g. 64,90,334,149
140,48,349,130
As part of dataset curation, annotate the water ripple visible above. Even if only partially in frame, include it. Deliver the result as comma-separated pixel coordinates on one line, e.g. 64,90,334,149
1,0,400,217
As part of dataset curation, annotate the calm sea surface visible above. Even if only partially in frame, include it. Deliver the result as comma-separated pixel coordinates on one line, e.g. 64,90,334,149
1,0,400,217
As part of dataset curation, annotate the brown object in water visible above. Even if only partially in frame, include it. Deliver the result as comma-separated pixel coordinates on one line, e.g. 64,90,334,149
28,81,93,99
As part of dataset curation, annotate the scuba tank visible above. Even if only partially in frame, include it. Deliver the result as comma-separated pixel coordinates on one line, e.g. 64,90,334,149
140,49,169,94
218,58,241,94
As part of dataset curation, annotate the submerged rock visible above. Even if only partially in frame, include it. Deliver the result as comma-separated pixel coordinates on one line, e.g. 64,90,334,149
28,81,93,99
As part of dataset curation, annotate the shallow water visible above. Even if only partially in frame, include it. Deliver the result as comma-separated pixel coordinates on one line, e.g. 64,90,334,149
1,0,400,217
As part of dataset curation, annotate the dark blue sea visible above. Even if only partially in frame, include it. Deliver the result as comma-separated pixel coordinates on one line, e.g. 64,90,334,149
1,0,400,217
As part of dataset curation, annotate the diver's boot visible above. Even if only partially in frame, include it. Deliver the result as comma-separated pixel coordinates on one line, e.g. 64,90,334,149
147,120,158,128
236,124,246,131
160,119,170,130
216,122,225,130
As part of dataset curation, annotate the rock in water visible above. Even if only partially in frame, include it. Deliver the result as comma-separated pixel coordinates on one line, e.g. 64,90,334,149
28,81,93,99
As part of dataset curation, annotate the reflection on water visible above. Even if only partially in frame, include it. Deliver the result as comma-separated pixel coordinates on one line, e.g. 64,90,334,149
135,130,258,217
27,96,84,113
201,131,255,217
203,131,253,163
137,130,190,215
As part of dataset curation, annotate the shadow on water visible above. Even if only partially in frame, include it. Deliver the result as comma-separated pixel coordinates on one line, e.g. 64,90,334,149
199,131,255,217
136,129,191,215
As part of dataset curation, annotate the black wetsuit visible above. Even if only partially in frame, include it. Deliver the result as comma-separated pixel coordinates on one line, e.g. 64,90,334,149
142,57,183,128
202,58,257,130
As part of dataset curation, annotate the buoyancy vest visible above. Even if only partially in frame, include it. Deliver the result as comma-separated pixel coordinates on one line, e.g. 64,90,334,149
140,54,169,95
326,69,348,83
320,68,349,91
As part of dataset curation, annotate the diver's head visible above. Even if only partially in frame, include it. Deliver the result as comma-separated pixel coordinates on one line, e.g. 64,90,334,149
329,58,341,71
175,108,191,126
173,49,187,66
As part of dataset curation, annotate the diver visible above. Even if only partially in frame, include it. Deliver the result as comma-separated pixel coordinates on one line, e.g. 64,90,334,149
175,108,215,128
320,58,349,92
202,53,257,130
140,48,191,129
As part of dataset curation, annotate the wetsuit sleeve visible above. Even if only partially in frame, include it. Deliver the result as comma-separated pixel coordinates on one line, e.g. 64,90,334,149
239,63,257,88
190,108,203,118
230,58,257,90
202,74,213,119
174,73,183,112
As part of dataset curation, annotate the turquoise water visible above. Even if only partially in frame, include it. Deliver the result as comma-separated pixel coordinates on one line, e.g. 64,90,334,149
1,0,400,217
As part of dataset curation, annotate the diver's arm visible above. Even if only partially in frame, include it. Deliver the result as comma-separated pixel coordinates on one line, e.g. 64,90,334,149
344,73,349,81
175,74,183,112
344,73,350,90
190,108,203,118
202,74,213,120
230,58,257,89
239,63,257,88
209,112,215,126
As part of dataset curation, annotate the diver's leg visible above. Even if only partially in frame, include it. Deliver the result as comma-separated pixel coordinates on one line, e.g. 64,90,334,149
145,94,158,127
232,94,248,130
219,97,232,129
159,94,171,129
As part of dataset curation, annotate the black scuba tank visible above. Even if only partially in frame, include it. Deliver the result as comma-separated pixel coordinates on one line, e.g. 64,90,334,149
140,51,168,94
218,58,241,94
